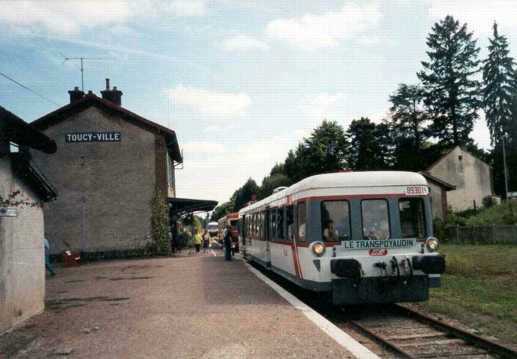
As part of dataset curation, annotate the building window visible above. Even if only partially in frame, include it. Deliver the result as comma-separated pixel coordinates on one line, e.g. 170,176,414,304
362,200,390,240
399,198,426,239
321,200,350,242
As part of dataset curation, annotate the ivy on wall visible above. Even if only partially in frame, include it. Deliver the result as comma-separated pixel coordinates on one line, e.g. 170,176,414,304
150,188,170,255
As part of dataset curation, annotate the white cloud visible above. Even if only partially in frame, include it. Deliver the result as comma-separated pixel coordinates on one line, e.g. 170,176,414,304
182,141,225,155
169,85,251,118
296,93,347,136
177,136,293,203
265,2,382,50
0,0,208,36
0,1,131,35
428,0,517,35
167,0,207,17
222,34,269,52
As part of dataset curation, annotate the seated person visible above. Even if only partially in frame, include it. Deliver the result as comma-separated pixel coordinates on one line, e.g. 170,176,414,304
323,220,339,242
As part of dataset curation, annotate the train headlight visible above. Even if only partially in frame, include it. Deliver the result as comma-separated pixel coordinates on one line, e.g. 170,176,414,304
425,237,439,252
311,242,326,257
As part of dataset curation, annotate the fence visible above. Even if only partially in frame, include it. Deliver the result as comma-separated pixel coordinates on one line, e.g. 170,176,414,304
444,225,517,244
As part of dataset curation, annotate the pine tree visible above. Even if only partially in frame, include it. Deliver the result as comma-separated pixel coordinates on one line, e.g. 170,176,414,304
483,22,517,145
390,84,428,148
346,118,392,170
418,15,481,147
389,84,429,170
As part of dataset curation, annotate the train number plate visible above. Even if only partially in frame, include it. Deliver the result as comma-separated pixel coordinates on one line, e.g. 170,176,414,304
342,239,415,250
406,185,429,196
369,248,388,256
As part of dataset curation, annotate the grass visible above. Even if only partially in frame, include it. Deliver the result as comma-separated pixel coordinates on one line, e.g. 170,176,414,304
419,244,517,345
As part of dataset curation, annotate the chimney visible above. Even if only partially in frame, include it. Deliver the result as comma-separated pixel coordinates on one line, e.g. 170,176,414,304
68,86,84,104
100,78,123,106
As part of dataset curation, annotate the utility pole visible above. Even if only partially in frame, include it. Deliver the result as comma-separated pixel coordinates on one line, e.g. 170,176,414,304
502,132,510,200
62,55,107,91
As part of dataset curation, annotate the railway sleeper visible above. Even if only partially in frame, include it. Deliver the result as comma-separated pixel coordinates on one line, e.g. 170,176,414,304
384,332,446,341
414,345,491,358
395,338,467,348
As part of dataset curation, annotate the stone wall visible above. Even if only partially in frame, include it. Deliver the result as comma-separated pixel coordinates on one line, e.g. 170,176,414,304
428,147,492,212
0,157,45,333
31,106,160,255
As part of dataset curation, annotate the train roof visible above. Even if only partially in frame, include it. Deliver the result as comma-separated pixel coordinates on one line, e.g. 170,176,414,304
239,171,428,215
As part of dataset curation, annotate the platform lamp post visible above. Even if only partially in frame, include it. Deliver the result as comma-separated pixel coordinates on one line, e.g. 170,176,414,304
502,132,510,200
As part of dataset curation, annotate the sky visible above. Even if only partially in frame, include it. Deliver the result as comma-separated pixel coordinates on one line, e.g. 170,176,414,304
1,0,517,204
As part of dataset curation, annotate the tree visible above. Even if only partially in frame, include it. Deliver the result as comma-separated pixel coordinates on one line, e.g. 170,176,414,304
257,173,291,200
231,178,259,211
211,201,233,222
346,118,393,170
418,15,481,147
284,120,349,182
483,22,517,145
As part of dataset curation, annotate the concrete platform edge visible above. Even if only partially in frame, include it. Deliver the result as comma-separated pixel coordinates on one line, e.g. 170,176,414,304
245,263,380,359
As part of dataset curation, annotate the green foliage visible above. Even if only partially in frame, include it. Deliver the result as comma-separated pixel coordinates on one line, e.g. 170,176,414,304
482,196,497,208
418,15,481,147
465,201,517,225
257,173,291,200
150,188,170,255
211,201,234,222
389,83,430,170
483,22,517,146
231,178,259,212
284,120,349,182
346,117,393,170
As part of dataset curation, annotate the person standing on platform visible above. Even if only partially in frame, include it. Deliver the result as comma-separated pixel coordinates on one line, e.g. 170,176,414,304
202,229,209,253
193,230,202,254
44,238,56,276
224,226,232,261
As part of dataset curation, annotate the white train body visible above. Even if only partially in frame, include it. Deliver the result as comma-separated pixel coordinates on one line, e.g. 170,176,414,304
238,171,445,305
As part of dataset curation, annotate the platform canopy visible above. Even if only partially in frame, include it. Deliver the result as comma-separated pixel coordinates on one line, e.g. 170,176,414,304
168,197,218,218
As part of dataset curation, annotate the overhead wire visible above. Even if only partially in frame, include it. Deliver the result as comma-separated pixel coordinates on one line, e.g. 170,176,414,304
0,71,60,106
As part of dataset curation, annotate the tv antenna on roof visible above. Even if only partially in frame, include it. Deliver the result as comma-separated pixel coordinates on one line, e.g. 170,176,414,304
61,54,108,91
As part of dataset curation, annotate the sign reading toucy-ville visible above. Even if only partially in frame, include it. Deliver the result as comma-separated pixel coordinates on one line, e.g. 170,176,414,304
65,132,121,143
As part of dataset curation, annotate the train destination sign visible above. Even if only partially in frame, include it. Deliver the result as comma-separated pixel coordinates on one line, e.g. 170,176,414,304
65,132,121,143
342,239,416,250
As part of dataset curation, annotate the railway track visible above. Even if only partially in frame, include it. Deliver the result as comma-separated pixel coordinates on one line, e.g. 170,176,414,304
248,261,517,359
346,304,517,359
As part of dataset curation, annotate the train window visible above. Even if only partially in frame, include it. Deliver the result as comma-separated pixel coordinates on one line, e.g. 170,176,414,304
361,200,390,240
277,208,285,239
399,198,426,238
297,202,306,242
271,210,277,239
321,201,350,242
286,206,294,240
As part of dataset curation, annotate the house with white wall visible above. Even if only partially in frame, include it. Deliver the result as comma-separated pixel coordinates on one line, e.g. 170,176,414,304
426,146,494,212
0,106,56,333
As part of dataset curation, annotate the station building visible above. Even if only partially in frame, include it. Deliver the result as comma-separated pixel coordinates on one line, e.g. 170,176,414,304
31,80,183,257
0,106,56,333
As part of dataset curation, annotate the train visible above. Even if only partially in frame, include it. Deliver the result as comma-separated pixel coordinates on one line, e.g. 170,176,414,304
218,212,240,252
207,221,219,238
238,171,445,305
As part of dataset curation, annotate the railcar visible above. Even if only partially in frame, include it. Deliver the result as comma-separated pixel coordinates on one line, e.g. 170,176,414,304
218,212,240,251
207,222,219,238
238,171,445,305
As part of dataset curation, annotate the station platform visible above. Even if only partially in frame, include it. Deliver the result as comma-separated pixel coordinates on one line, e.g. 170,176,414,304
1,253,362,358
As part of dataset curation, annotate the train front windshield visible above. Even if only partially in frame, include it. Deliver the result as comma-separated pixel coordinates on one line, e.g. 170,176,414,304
320,196,428,242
